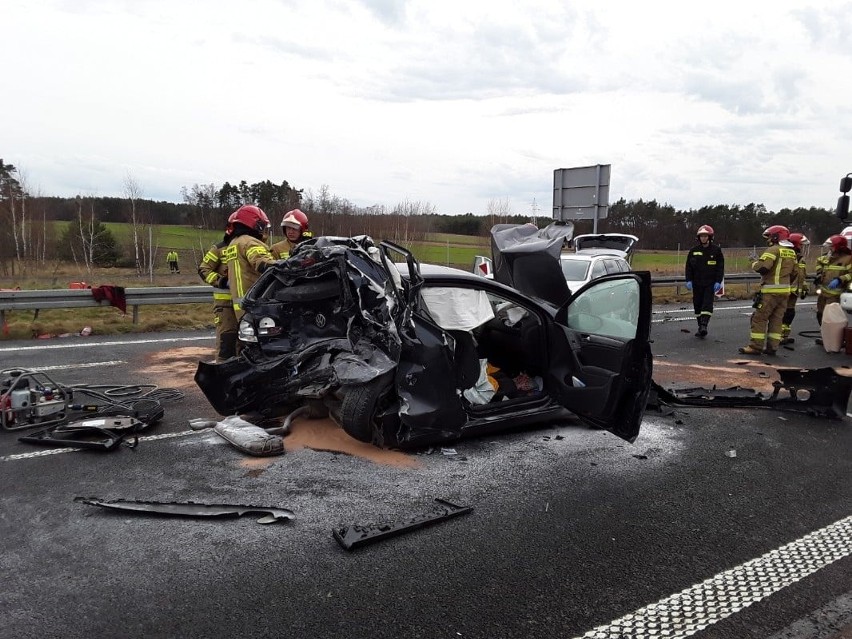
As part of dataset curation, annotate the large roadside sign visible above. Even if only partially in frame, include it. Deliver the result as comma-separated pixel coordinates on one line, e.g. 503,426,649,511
553,164,610,223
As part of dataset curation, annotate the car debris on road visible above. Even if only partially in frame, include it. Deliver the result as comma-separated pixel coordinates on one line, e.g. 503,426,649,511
75,497,295,524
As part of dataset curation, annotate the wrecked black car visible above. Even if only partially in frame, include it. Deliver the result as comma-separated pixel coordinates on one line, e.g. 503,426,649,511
195,224,653,450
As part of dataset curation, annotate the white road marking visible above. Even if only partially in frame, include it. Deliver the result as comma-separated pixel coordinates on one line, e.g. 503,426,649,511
653,301,816,323
0,335,213,353
573,514,852,639
0,429,200,462
22,360,126,372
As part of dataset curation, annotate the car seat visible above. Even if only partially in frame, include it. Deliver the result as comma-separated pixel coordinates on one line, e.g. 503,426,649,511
447,330,481,390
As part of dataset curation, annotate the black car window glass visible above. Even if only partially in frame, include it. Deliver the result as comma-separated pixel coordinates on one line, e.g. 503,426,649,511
565,278,639,339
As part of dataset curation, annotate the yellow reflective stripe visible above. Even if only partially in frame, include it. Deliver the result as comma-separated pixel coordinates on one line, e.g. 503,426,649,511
213,292,232,300
233,300,242,311
234,262,245,299
221,245,238,263
204,272,219,284
707,260,716,265
759,252,776,262
246,245,271,259
767,332,782,340
761,285,792,293
204,251,218,262
823,289,842,296
750,331,766,339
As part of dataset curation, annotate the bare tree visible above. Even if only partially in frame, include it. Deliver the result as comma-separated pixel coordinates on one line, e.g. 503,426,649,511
487,196,511,228
123,173,144,274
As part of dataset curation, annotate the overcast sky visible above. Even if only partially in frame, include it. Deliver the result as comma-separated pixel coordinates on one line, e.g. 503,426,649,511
4,0,852,217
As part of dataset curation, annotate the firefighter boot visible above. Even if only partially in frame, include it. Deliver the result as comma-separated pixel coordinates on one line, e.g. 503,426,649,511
738,345,763,355
697,315,709,338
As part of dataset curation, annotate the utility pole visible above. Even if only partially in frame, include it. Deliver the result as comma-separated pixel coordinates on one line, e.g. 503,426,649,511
530,197,539,225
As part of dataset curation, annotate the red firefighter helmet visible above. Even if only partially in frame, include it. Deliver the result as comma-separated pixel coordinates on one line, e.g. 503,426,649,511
788,232,809,250
827,234,848,252
696,224,714,237
225,211,238,235
231,205,270,235
281,209,309,232
762,224,789,244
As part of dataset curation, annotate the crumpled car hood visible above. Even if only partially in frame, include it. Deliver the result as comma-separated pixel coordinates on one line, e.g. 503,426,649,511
195,237,405,415
490,222,574,307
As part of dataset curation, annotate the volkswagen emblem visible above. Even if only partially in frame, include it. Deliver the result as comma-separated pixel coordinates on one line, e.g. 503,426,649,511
315,313,327,328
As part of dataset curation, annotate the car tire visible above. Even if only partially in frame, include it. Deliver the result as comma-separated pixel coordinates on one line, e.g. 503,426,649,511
339,374,393,443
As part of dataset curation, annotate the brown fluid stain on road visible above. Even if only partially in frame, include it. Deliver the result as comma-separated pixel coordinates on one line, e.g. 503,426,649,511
653,359,780,390
283,417,420,468
142,348,417,468
140,347,211,389
236,419,419,472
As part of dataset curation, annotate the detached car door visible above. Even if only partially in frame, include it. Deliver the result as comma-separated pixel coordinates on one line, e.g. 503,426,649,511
549,272,653,442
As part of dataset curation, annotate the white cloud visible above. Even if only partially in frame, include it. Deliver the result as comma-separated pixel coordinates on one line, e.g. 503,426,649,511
3,0,852,216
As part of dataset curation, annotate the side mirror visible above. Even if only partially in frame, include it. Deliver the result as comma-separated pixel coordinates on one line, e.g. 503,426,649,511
841,175,852,193
838,194,850,221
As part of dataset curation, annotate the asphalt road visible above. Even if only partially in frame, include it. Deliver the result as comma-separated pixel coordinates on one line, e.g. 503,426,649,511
0,300,850,639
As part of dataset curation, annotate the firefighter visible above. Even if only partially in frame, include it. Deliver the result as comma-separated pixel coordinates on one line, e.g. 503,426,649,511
221,205,276,321
270,209,312,259
684,224,725,338
198,212,238,362
814,234,852,325
738,225,797,356
779,232,809,346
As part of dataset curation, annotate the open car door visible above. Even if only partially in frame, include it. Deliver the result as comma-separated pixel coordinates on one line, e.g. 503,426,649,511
549,272,653,442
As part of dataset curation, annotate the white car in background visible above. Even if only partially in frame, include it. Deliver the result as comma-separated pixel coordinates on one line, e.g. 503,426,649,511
560,233,638,293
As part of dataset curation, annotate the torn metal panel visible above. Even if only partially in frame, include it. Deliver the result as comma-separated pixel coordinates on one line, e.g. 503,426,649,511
18,417,146,451
650,367,852,419
75,497,295,524
333,499,473,551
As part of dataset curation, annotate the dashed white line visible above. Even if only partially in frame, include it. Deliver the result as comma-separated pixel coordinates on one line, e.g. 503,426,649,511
573,514,852,639
0,429,200,462
24,360,126,371
0,335,213,353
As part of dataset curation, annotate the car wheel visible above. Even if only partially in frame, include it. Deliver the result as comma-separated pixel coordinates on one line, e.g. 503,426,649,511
339,374,394,443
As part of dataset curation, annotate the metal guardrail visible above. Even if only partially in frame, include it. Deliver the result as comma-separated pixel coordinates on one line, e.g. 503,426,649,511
0,274,764,329
0,286,211,326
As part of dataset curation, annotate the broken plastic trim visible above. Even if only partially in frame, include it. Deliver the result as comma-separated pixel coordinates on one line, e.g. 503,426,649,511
333,498,473,551
74,498,295,524
18,417,146,451
649,367,852,419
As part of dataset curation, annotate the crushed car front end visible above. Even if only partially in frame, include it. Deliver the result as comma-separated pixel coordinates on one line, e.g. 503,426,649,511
195,237,408,416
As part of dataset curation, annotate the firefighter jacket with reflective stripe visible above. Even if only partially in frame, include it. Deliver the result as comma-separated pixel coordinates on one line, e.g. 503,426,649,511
791,251,807,296
753,243,796,294
270,238,296,260
197,243,231,302
815,251,852,297
685,242,725,286
222,235,275,311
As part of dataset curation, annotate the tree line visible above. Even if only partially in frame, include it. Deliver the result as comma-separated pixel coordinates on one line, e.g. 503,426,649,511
1,157,846,278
